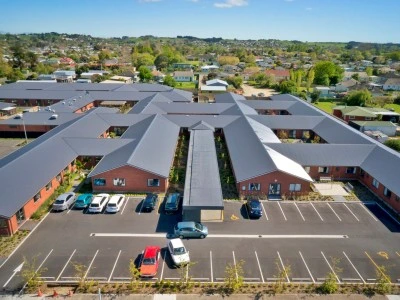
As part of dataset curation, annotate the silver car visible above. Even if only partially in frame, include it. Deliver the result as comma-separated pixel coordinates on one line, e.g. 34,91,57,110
174,221,208,239
52,192,76,211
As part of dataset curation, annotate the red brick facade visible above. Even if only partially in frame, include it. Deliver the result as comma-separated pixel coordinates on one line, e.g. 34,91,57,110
306,166,360,181
237,170,311,198
0,163,74,236
91,165,168,194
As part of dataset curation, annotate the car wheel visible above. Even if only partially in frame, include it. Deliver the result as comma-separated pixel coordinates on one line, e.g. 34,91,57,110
200,234,205,239
179,235,184,239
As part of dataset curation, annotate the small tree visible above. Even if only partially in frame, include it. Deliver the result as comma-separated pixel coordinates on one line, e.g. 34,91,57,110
177,261,196,291
375,265,392,295
20,256,47,292
128,259,141,291
273,260,292,294
163,75,177,87
317,257,341,294
223,259,245,294
277,130,288,140
73,262,88,291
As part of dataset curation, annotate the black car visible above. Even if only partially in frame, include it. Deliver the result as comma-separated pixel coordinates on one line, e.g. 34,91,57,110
246,199,262,219
165,193,180,214
142,193,158,212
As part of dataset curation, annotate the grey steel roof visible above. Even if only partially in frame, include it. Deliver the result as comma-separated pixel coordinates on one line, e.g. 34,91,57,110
114,83,172,92
0,110,112,218
248,115,325,130
183,129,223,209
246,117,281,143
215,92,245,103
48,93,93,113
0,89,82,100
63,137,133,156
164,115,239,129
0,82,56,90
270,94,300,101
0,102,15,109
89,114,180,178
238,100,295,110
151,102,235,115
265,143,376,166
189,120,215,131
0,111,81,126
129,93,172,114
224,117,311,182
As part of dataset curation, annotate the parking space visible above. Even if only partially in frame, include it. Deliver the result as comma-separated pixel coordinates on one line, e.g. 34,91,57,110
1,198,400,291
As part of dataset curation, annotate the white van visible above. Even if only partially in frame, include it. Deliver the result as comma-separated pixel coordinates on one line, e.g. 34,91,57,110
106,194,125,213
88,193,110,213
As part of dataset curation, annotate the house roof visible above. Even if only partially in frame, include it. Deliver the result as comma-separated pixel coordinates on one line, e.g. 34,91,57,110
183,129,223,209
265,69,290,77
173,71,194,77
384,78,400,86
201,86,227,92
206,79,228,86
351,120,397,127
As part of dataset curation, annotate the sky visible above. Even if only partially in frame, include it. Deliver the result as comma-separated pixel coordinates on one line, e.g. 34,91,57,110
0,0,399,43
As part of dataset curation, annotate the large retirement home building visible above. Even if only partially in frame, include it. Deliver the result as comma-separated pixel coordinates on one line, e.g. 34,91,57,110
0,82,399,235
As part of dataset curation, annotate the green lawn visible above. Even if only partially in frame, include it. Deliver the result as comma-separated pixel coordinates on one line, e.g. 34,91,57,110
312,102,338,114
384,104,400,113
176,81,196,89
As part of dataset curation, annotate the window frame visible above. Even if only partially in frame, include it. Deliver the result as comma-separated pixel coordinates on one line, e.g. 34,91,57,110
45,181,52,191
94,178,106,186
372,178,379,188
34,192,41,203
346,167,356,174
289,183,301,192
248,183,261,191
148,179,160,187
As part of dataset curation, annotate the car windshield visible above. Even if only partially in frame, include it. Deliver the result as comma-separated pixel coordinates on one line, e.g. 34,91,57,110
142,258,156,265
76,199,84,203
250,201,261,210
195,223,202,230
91,203,99,208
144,197,153,204
54,199,64,204
108,203,116,207
173,247,186,255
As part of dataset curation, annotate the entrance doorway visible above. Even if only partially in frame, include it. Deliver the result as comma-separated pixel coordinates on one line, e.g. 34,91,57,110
268,183,281,200
16,208,25,224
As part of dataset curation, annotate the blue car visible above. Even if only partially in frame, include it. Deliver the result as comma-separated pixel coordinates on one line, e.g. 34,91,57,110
74,194,93,209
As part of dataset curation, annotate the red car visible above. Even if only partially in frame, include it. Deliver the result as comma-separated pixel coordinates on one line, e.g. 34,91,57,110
139,246,161,277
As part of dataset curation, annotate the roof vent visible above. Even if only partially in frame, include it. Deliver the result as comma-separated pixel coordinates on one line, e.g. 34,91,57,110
50,114,58,120
62,101,65,105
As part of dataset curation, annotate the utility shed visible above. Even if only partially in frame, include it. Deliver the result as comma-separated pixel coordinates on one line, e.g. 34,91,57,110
183,121,224,222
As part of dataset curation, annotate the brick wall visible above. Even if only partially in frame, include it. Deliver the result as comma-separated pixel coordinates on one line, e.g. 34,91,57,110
306,166,360,181
91,165,168,193
237,170,311,198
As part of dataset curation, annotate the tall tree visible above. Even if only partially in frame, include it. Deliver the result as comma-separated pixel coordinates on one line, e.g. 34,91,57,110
138,66,152,82
314,61,343,86
306,68,315,89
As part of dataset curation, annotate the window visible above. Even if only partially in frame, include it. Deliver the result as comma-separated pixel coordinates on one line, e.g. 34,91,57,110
289,184,301,192
346,167,357,174
304,166,310,173
349,115,355,120
34,192,41,203
46,181,52,191
289,130,296,138
241,185,246,191
0,218,8,228
56,174,62,182
365,117,372,121
372,178,379,188
94,178,106,186
113,178,126,186
249,183,261,191
383,187,392,198
9,125,17,128
318,167,329,174
396,196,400,202
64,166,69,172
148,179,160,187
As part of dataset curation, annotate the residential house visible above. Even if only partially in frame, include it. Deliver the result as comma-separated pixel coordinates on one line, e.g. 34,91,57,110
53,70,76,83
172,63,193,70
59,57,76,67
333,106,400,123
344,71,369,83
383,78,400,91
349,120,397,137
335,79,359,92
151,70,165,83
103,58,119,67
201,65,219,73
265,69,290,81
173,71,194,82
315,87,332,97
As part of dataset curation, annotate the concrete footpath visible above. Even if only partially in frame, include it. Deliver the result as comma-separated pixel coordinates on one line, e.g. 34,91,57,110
0,294,396,300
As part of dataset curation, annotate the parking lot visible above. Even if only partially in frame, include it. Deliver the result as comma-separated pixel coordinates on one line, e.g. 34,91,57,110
1,197,399,291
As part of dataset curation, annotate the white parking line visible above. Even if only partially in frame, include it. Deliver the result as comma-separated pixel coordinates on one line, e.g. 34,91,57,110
321,251,340,283
327,203,342,221
19,249,53,294
277,251,289,283
299,251,315,283
254,251,264,283
210,251,213,282
56,249,76,281
343,203,359,221
310,203,324,221
277,202,287,221
160,251,166,281
261,202,268,220
232,251,238,280
0,212,50,270
84,250,99,279
342,251,365,284
108,250,122,282
67,205,73,214
91,233,348,239
294,202,305,221
359,203,378,221
120,198,129,215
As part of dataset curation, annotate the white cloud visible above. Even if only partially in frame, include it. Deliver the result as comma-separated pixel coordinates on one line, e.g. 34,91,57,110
214,0,248,8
